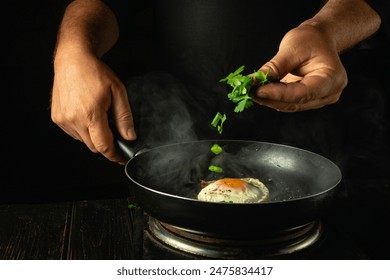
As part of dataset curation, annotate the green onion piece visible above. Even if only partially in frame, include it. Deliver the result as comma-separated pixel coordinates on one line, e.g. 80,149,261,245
217,113,227,134
211,112,227,134
210,144,223,155
211,112,222,127
127,204,136,209
208,165,223,173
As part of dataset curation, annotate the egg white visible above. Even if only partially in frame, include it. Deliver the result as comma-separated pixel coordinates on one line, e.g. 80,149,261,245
197,178,269,203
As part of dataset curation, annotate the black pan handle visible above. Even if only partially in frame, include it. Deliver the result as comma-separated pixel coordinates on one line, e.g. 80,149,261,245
114,137,138,159
110,124,147,160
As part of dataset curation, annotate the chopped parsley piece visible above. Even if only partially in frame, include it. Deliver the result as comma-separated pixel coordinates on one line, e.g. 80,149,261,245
211,65,276,134
219,65,271,113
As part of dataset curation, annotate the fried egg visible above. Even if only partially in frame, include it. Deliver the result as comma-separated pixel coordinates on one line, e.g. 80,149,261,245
197,178,269,203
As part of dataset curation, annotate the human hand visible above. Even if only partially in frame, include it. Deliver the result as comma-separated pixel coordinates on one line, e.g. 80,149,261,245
252,24,347,112
51,49,136,164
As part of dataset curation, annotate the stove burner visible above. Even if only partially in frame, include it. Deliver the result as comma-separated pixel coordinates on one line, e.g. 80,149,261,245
147,217,324,259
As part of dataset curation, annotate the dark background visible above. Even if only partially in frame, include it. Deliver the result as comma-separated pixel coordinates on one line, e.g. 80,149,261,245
2,1,390,204
2,1,130,202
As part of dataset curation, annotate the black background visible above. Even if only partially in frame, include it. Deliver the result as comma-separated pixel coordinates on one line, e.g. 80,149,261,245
2,1,129,202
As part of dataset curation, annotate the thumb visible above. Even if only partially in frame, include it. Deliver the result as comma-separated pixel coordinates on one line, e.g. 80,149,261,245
111,84,137,141
258,48,299,83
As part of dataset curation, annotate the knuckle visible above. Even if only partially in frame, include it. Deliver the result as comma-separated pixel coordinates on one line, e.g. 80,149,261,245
51,113,60,124
328,93,341,104
116,112,133,122
287,105,300,112
262,60,281,78
51,112,69,126
280,104,299,112
94,142,110,154
299,91,315,104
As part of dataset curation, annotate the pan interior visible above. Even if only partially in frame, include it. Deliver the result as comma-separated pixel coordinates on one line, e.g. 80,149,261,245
125,140,341,203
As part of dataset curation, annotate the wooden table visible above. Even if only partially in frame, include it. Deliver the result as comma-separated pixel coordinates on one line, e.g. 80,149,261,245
0,197,136,260
1,179,389,260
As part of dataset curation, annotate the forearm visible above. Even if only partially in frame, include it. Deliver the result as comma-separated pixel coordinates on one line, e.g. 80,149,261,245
301,0,381,53
54,0,119,59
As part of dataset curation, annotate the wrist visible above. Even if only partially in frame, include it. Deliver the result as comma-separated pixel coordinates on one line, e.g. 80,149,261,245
298,19,338,52
53,42,96,69
298,0,381,53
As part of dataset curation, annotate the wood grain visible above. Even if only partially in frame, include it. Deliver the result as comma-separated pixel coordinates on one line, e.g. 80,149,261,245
0,202,71,259
66,199,134,259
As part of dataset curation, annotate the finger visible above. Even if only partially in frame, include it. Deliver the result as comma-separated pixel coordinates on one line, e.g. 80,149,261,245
258,50,300,83
280,73,302,83
253,92,339,112
255,72,343,105
88,114,127,164
111,82,137,141
56,118,103,154
56,123,79,140
77,129,99,153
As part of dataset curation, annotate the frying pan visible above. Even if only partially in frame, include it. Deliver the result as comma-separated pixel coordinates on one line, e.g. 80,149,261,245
116,138,342,238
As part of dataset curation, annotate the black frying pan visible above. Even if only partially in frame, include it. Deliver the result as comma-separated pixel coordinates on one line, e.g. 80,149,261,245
116,139,342,238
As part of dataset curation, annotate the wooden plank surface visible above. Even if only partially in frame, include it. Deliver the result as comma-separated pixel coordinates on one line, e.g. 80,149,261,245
0,198,135,260
0,202,71,259
66,199,134,260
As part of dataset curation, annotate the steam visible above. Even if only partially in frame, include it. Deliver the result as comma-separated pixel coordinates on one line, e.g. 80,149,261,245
125,71,200,147
125,71,225,199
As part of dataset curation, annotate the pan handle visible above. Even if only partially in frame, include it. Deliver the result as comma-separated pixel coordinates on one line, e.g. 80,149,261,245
114,136,138,159
111,125,147,160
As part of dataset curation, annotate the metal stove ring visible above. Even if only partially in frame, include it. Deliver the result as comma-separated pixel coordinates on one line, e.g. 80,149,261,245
147,217,324,259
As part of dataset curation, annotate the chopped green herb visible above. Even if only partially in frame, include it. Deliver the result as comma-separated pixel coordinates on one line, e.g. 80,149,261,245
210,112,227,134
253,69,271,85
208,165,223,173
210,144,223,155
211,65,277,134
219,65,272,113
127,204,136,209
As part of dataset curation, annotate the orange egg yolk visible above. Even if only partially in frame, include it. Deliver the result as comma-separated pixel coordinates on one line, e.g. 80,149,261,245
214,178,247,191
